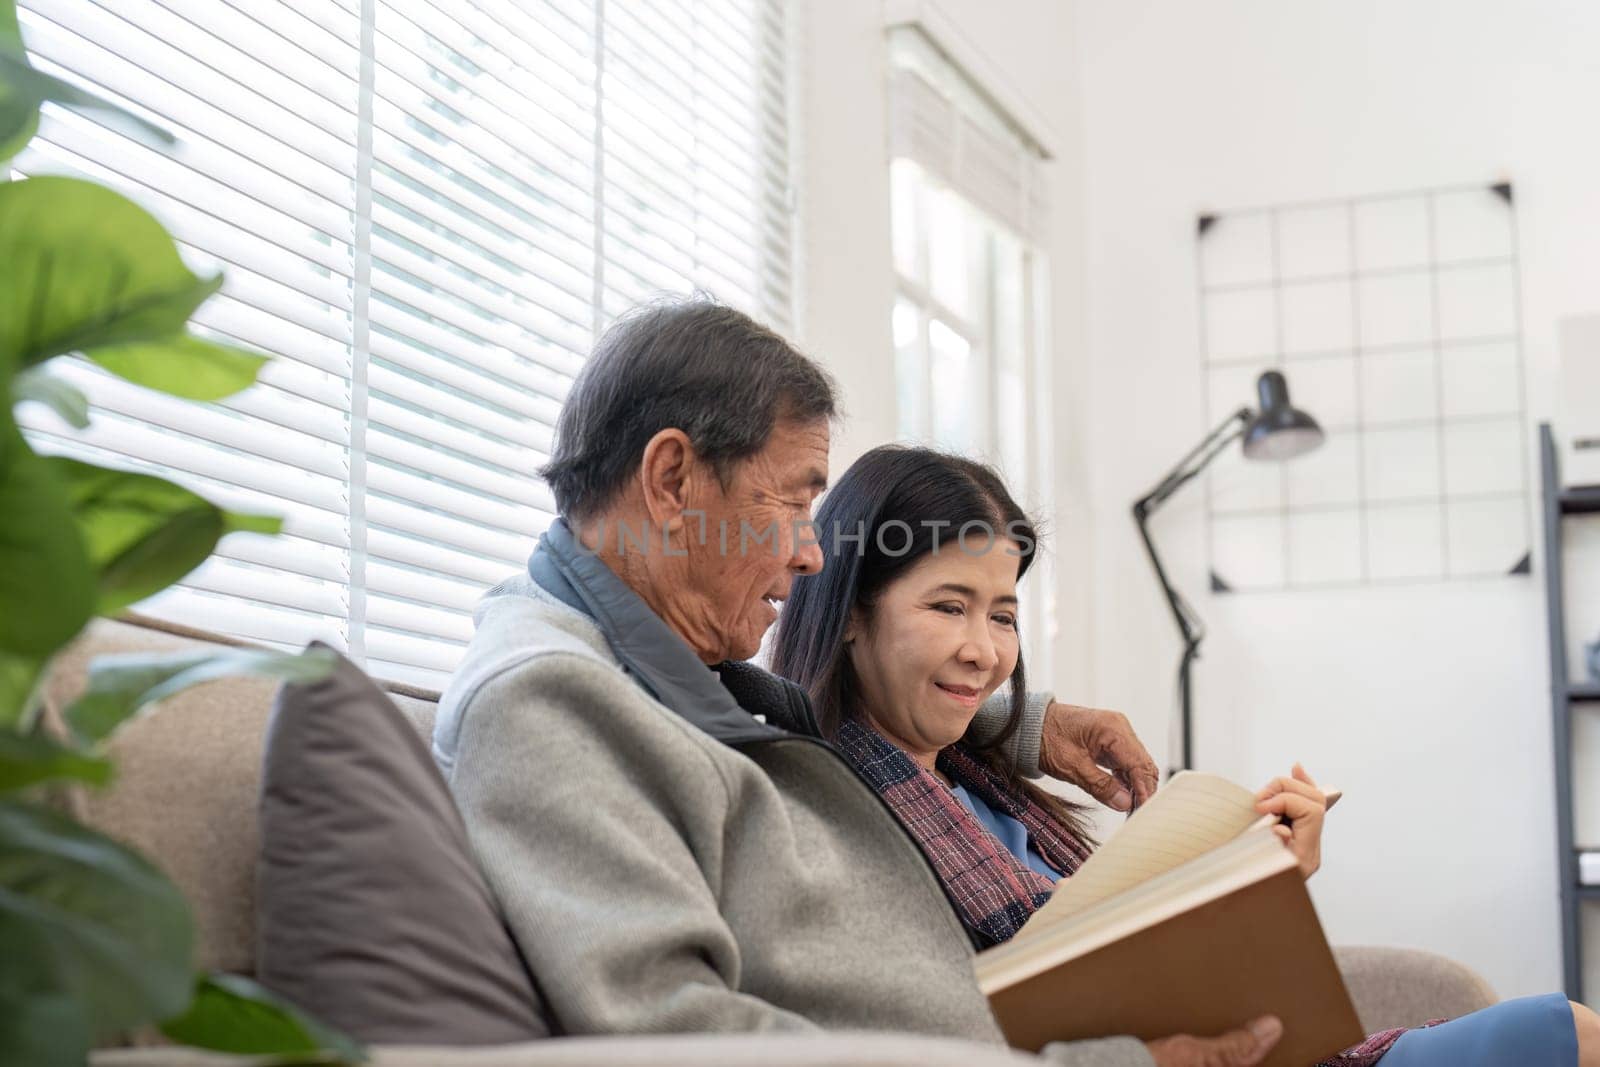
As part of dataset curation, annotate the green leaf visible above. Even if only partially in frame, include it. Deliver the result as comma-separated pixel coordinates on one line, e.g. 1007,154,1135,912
0,176,223,369
0,3,170,167
0,3,24,58
65,645,335,744
47,457,281,616
11,365,88,427
0,94,36,166
0,799,193,1040
0,2,38,165
0,1,24,59
0,52,173,150
0,731,111,793
0,650,43,731
0,426,96,659
86,332,268,401
160,974,365,1063
0,991,91,1067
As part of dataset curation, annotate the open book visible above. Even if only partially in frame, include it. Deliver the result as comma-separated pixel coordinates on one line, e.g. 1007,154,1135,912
975,772,1362,1066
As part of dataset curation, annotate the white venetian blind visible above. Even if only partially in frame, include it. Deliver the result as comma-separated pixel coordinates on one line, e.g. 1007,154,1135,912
598,0,791,330
12,0,792,687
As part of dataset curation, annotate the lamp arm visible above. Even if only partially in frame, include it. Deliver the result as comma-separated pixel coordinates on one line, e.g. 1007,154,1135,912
1131,406,1250,647
1134,407,1252,516
1134,506,1203,647
1130,407,1252,774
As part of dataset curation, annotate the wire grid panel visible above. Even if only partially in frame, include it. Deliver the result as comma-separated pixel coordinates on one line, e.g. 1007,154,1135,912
1197,183,1530,592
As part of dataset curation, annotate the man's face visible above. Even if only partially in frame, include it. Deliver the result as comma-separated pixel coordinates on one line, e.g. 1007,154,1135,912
668,418,829,663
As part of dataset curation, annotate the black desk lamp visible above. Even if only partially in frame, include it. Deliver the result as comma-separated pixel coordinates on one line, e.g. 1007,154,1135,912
1132,370,1324,775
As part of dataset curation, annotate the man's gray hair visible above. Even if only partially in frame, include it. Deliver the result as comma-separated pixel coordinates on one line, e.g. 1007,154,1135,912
540,298,839,521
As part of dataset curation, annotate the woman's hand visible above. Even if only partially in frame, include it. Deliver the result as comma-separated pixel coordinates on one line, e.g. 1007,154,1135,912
1255,763,1326,880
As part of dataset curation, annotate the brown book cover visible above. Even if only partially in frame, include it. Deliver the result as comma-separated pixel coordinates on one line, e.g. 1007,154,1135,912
982,867,1364,1066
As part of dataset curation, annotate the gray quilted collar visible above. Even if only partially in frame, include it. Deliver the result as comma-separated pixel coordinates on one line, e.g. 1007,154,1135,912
527,518,781,746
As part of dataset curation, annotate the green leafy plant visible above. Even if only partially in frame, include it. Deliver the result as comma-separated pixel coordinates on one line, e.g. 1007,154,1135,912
0,5,360,1063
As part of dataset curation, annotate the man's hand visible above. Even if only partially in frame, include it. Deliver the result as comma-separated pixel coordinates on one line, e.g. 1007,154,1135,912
1038,702,1160,812
1146,1016,1283,1067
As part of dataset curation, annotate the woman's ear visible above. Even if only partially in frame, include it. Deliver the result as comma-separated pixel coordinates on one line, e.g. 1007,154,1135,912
843,607,862,645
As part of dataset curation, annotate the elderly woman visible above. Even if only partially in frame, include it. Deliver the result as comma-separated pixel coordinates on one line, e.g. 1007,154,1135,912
769,444,1600,1067
437,299,1288,1067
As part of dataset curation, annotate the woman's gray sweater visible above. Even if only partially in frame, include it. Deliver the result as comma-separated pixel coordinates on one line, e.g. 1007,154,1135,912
432,551,1153,1067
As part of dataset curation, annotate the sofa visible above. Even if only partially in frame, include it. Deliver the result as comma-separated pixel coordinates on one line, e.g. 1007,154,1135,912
42,616,1499,1066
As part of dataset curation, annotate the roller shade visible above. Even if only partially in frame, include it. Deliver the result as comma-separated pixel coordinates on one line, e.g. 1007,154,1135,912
886,25,1047,242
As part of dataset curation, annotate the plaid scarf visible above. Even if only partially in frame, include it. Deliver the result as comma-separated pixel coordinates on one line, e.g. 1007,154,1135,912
833,717,1433,1066
833,717,1093,947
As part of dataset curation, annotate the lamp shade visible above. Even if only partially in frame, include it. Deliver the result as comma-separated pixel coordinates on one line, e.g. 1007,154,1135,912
1241,370,1324,461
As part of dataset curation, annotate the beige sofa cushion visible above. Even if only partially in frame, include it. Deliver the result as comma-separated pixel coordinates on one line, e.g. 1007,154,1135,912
41,617,439,975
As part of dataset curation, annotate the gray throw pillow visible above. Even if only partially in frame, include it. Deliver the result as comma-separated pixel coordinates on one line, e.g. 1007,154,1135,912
257,644,549,1044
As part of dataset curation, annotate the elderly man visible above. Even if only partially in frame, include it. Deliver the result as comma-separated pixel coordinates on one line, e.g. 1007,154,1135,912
433,300,1279,1067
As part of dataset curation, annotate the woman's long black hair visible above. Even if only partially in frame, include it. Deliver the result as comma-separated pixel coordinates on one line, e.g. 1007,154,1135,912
770,445,1093,841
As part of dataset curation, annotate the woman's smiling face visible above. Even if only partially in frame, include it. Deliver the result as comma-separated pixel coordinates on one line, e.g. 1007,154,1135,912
845,538,1023,769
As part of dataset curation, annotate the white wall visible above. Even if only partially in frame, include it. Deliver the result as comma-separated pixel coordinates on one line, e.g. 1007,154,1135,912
1076,0,1600,998
794,0,1099,709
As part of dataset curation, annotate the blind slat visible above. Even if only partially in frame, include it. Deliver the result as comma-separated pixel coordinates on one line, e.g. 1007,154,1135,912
372,229,590,335
368,367,555,453
144,583,346,649
376,9,593,157
368,62,596,219
364,597,475,644
368,301,582,392
368,430,556,513
370,258,591,365
368,336,566,424
367,529,521,586
371,180,594,308
369,397,549,474
26,3,357,151
19,44,354,207
367,561,491,613
215,533,350,585
365,497,533,566
371,135,595,275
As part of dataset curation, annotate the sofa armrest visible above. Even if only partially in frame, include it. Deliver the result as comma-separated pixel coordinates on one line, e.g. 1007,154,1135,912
94,1033,1040,1067
1335,945,1498,1032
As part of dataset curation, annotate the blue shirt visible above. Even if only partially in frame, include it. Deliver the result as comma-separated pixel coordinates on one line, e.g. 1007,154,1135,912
950,783,1063,884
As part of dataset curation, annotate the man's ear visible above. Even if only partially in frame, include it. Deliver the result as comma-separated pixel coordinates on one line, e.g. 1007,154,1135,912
637,428,697,531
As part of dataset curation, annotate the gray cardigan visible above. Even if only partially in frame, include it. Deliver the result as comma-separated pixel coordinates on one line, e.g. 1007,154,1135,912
433,545,1153,1066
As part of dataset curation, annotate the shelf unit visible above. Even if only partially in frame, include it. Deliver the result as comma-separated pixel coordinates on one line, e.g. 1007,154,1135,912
1543,423,1600,998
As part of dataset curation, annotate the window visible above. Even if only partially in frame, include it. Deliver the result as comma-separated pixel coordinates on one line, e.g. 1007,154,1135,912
13,0,792,687
886,26,1057,663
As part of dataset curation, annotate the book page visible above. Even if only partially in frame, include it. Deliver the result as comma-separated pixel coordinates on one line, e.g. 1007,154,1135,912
975,825,1294,993
1019,772,1266,937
